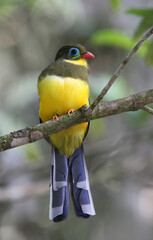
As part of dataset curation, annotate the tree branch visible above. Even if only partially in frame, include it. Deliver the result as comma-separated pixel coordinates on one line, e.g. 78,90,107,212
88,27,153,112
0,89,153,152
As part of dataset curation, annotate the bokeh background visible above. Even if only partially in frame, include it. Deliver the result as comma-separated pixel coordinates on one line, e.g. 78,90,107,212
0,0,153,239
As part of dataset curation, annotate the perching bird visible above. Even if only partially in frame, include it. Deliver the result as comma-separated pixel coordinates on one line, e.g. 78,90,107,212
37,44,95,222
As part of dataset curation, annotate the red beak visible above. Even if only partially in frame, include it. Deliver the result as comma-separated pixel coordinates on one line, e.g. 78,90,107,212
81,51,95,59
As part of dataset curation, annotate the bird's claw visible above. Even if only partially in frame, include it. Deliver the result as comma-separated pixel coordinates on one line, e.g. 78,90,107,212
53,115,58,120
68,109,75,115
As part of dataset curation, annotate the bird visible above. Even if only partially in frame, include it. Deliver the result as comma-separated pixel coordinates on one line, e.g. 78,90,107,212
37,44,96,222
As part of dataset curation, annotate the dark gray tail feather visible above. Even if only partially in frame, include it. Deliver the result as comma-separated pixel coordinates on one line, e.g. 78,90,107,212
69,146,95,218
49,146,95,222
49,147,69,222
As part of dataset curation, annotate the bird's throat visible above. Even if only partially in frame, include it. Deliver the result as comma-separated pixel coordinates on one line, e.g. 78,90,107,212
64,59,88,68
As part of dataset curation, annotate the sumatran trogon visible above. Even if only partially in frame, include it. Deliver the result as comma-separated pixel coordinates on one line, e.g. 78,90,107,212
37,44,96,222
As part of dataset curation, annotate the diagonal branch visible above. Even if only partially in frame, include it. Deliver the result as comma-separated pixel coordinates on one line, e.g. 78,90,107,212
88,27,153,112
0,89,153,152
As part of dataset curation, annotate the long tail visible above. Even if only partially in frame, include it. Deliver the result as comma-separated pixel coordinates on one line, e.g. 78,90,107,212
49,146,95,222
69,146,96,218
49,147,69,222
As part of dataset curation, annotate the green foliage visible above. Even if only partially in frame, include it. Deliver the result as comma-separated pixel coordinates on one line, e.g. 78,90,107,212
127,8,153,17
91,29,133,50
109,0,122,10
91,7,153,66
128,8,153,66
146,40,153,66
0,0,17,21
90,29,148,58
127,8,153,37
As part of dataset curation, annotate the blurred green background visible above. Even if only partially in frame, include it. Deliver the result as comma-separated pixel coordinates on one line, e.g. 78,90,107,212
0,0,153,239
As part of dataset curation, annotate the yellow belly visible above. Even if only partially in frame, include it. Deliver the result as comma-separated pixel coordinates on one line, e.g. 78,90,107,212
38,75,89,157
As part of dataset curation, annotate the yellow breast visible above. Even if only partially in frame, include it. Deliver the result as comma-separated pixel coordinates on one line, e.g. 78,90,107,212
38,75,89,157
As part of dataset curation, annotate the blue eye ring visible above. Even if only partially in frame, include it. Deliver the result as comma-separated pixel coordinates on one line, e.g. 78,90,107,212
68,47,80,57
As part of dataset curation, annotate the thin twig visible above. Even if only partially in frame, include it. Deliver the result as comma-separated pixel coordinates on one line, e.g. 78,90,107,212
88,27,153,112
142,106,153,115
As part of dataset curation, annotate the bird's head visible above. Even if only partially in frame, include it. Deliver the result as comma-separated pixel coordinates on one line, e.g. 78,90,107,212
55,44,95,61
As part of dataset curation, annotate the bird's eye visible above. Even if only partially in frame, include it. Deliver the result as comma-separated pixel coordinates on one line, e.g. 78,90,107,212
68,47,80,58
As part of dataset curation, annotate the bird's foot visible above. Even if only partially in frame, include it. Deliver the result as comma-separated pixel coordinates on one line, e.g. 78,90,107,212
53,115,58,120
68,109,75,115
